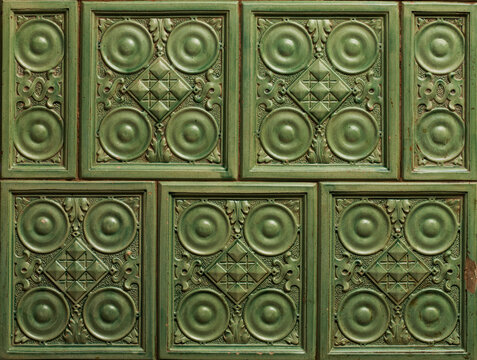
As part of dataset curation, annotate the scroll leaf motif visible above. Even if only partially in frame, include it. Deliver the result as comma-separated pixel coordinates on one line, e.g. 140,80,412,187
353,70,383,111
384,307,410,345
14,328,28,344
96,146,112,162
64,197,89,232
225,200,251,234
210,18,222,31
15,197,30,213
146,124,172,163
206,144,221,164
194,69,223,110
306,19,332,52
285,328,299,345
417,72,464,111
174,251,202,291
124,329,139,344
334,251,363,292
257,70,286,111
272,251,301,292
16,70,63,109
386,199,411,233
14,250,42,290
335,199,353,214
334,328,350,346
96,70,126,111
112,252,140,290
432,250,460,292
257,18,274,31
175,200,192,216
64,304,88,344
257,147,273,163
446,199,461,221
174,328,188,344
99,18,115,32
224,306,250,344
446,328,460,345
366,144,382,164
307,125,332,163
149,18,173,56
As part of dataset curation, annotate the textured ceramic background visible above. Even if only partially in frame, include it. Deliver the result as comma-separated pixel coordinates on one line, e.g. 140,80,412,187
1,1,477,360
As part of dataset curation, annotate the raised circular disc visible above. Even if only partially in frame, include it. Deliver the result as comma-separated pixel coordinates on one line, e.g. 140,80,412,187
167,20,220,74
326,108,379,162
259,107,313,161
176,289,229,342
416,109,464,162
404,289,457,343
244,202,298,256
415,21,464,74
17,199,70,253
100,20,153,74
337,289,390,344
15,18,64,72
259,21,313,75
83,287,137,341
165,108,219,161
177,202,230,255
98,107,152,161
17,287,69,341
83,199,137,254
404,201,458,255
326,21,378,74
337,201,390,255
14,107,64,161
244,289,297,342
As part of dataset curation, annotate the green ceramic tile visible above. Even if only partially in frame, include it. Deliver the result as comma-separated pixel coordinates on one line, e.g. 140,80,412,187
403,3,477,180
319,182,477,360
159,182,317,359
241,2,399,180
0,181,156,359
80,1,238,179
1,0,78,178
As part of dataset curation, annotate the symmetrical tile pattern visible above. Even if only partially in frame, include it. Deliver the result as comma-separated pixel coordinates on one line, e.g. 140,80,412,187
320,183,477,360
403,3,476,179
242,3,399,179
159,183,316,359
81,2,238,179
1,0,77,178
0,182,156,359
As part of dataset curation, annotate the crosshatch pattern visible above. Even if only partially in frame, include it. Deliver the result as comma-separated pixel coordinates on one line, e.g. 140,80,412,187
1,1,477,360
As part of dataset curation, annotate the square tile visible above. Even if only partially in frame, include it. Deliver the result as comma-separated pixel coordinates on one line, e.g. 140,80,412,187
242,2,399,180
403,3,477,180
319,182,477,359
81,1,238,179
0,182,156,359
1,0,78,178
159,182,317,359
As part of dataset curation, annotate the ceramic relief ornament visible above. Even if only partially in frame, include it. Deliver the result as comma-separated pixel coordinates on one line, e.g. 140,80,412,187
159,183,316,359
0,182,156,359
403,3,477,179
81,2,238,179
1,0,77,178
242,2,398,179
320,183,476,359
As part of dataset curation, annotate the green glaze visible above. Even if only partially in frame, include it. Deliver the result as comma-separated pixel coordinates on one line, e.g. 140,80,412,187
403,3,477,179
0,181,156,359
242,2,399,179
159,182,317,359
81,1,238,179
2,0,78,178
320,182,477,360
